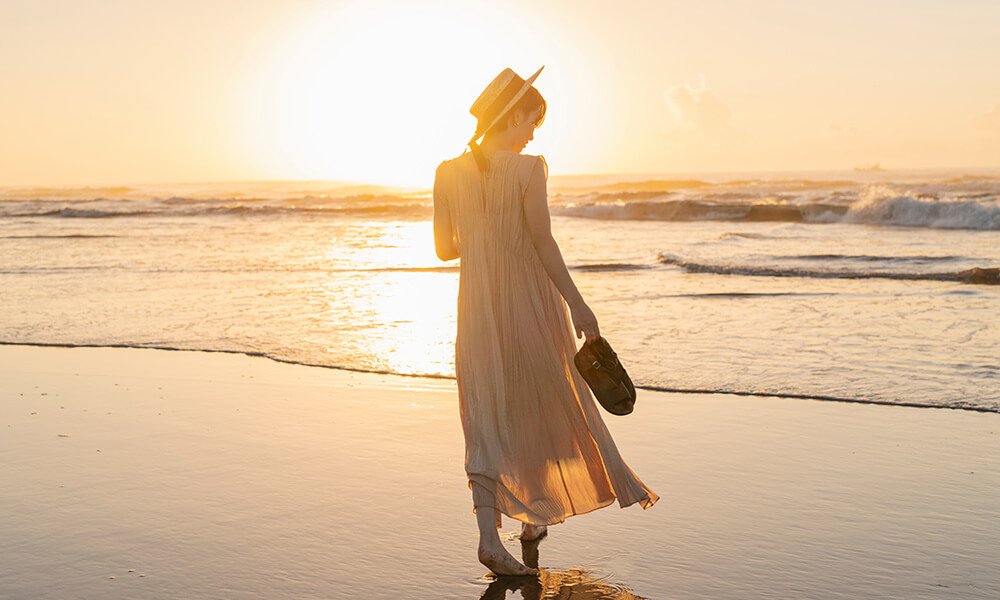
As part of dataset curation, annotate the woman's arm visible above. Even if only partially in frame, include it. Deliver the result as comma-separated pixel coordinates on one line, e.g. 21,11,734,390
522,158,600,340
433,163,460,261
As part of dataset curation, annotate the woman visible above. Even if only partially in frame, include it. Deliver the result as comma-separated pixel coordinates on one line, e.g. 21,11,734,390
433,67,658,576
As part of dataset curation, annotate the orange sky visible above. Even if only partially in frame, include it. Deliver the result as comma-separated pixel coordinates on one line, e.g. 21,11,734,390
2,0,999,186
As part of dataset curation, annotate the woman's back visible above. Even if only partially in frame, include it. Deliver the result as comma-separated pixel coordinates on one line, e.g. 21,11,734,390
437,150,545,264
436,149,657,528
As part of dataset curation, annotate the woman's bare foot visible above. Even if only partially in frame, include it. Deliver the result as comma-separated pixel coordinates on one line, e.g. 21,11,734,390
520,523,547,541
478,542,538,576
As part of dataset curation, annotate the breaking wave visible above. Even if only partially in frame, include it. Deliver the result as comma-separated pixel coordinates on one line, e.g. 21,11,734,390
0,194,434,220
553,190,1000,230
839,186,1000,229
3,180,998,230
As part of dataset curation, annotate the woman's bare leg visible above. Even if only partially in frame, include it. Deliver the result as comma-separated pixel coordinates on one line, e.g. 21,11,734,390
476,508,537,576
520,522,547,541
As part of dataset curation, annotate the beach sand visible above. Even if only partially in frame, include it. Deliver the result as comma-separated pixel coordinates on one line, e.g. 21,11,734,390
1,345,997,599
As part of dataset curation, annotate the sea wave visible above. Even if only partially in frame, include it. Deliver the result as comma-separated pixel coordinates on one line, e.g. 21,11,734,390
551,200,847,222
31,208,155,218
3,340,995,414
657,254,1000,285
572,262,653,272
838,186,1000,230
553,191,1000,229
779,253,966,263
717,232,774,240
0,234,120,239
3,181,999,230
1,196,434,219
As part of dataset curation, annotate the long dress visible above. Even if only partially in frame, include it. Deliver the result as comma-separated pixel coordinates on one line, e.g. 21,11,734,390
435,149,658,526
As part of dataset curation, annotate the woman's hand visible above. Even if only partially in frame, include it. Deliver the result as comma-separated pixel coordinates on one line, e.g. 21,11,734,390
570,301,600,341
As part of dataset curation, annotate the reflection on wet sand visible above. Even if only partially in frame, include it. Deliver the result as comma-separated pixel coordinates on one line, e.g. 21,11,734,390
480,569,644,600
479,538,645,599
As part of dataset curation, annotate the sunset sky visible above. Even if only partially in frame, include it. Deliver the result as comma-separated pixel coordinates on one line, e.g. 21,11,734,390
3,0,999,186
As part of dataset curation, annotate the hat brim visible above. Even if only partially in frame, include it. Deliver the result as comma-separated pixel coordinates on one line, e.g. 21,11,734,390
469,66,544,145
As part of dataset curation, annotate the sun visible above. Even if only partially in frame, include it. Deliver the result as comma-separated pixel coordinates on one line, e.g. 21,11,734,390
237,0,562,187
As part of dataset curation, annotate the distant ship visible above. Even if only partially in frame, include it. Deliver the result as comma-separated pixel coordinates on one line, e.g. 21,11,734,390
854,163,886,172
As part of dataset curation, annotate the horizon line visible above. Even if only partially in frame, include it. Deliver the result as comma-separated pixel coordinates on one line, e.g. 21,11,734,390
3,164,1000,190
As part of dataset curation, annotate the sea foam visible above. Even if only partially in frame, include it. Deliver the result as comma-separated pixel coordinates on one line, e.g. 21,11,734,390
843,185,1000,230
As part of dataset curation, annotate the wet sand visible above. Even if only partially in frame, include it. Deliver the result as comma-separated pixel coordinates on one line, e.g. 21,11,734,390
1,345,997,599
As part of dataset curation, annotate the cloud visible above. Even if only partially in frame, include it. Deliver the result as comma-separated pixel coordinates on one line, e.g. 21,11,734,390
663,78,732,132
975,103,1000,131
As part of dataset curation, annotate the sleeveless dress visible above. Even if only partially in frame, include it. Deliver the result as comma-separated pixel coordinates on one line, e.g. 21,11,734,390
435,150,658,526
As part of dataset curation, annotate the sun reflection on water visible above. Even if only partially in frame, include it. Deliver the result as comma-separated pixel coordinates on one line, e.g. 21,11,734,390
320,220,458,377
353,272,457,376
321,221,443,269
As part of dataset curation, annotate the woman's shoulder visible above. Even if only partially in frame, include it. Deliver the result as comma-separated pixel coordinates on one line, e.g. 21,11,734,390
508,152,547,187
435,154,460,175
488,150,545,174
494,150,545,165
523,152,547,173
436,152,476,179
435,154,467,193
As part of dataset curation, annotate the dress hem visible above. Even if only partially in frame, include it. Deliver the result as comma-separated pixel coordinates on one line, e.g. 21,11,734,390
468,478,658,527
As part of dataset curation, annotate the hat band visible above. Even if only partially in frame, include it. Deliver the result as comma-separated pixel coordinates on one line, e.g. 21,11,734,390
477,75,527,135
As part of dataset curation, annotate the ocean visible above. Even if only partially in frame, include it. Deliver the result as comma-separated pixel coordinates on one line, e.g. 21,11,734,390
2,168,998,413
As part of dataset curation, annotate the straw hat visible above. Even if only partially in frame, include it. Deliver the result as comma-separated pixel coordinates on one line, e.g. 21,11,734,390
468,66,544,145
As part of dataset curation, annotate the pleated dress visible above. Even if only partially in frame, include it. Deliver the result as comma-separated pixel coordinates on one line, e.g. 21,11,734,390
435,150,658,526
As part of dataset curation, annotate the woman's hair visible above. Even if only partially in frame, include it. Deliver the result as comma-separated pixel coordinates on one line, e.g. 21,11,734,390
482,87,547,137
470,87,547,172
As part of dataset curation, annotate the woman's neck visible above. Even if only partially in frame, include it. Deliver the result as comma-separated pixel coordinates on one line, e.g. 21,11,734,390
478,133,514,158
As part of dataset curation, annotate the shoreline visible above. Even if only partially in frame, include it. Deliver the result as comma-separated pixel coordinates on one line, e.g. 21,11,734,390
2,345,998,599
3,341,995,415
